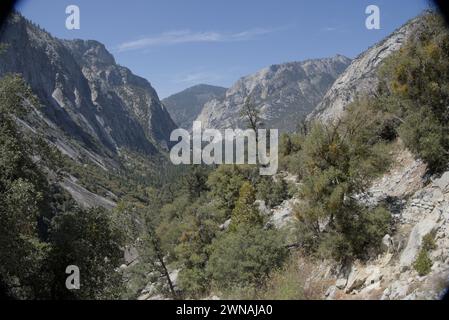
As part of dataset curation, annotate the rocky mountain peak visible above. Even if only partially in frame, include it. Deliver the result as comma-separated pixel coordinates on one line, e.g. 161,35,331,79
196,55,351,131
63,39,116,66
308,14,428,123
163,84,227,130
0,13,177,165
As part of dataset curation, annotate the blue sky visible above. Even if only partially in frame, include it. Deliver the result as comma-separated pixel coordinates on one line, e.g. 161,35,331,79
17,0,430,98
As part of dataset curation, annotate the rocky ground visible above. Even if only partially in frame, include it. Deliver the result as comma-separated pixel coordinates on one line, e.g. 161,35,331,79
136,144,449,300
304,147,448,300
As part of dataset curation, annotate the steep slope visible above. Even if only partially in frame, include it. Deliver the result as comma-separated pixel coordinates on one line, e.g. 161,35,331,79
163,84,227,130
196,55,351,132
308,14,426,123
0,13,177,162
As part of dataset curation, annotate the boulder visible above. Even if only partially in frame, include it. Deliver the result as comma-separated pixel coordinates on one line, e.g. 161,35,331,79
219,219,231,231
335,278,347,290
433,171,449,193
345,267,368,293
365,267,383,286
382,234,393,252
325,286,337,300
399,208,442,269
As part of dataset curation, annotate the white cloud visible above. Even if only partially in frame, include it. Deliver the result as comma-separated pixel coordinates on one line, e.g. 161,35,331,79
173,71,223,85
118,27,279,52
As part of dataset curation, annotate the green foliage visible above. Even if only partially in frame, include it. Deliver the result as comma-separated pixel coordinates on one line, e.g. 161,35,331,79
257,177,289,208
292,116,392,261
182,165,210,200
207,226,287,291
279,133,304,175
206,165,248,217
230,182,263,230
398,110,447,172
422,232,437,252
252,253,327,300
46,207,124,299
0,74,49,298
378,13,449,173
173,204,218,297
414,249,433,276
413,232,437,276
0,74,126,299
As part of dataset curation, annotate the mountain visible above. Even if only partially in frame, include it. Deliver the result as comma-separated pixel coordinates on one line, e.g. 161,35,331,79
163,84,227,130
308,14,426,123
195,55,351,132
0,13,177,165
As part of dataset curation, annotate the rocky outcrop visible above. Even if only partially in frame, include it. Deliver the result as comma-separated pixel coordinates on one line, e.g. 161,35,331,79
163,84,227,130
60,175,117,210
325,148,449,300
0,13,176,161
196,55,351,131
308,14,426,123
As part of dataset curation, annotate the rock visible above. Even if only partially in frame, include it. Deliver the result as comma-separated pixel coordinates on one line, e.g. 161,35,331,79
147,294,166,300
308,14,424,123
137,293,151,300
169,269,180,288
345,267,368,293
400,208,442,269
124,246,139,265
163,85,227,131
389,282,409,300
219,219,231,231
335,278,347,290
365,267,383,286
359,281,381,296
1,14,177,160
256,200,271,216
197,56,351,132
382,287,391,300
382,234,393,252
269,198,298,229
325,286,337,300
433,171,449,193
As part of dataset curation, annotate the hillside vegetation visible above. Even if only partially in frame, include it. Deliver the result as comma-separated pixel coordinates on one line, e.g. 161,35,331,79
1,13,448,300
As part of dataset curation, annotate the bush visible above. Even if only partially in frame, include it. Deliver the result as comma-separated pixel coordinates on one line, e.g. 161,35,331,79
230,182,263,230
399,111,448,173
293,120,392,261
257,177,288,208
378,14,449,173
413,232,437,276
414,249,433,276
422,232,437,252
207,226,287,291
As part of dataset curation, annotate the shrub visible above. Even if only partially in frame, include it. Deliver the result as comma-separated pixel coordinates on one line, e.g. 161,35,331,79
257,177,288,208
230,182,263,230
293,120,392,261
207,226,287,291
413,232,437,276
378,14,449,173
414,249,433,276
422,232,437,252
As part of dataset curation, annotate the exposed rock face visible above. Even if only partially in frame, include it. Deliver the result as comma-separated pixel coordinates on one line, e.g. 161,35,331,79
60,175,117,210
163,84,227,130
325,147,449,300
308,14,426,123
0,13,176,159
196,55,351,131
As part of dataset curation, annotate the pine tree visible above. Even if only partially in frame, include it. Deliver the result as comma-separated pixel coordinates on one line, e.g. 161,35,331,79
230,182,262,230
